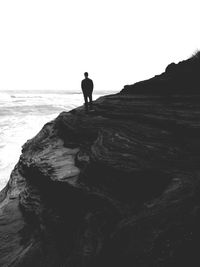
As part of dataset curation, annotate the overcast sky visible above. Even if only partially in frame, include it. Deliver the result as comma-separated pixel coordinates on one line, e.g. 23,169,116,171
0,0,199,91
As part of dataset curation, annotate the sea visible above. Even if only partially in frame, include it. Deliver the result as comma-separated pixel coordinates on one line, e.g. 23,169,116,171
0,89,109,191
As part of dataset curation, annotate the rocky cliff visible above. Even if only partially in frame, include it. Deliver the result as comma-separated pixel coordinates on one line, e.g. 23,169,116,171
1,53,200,266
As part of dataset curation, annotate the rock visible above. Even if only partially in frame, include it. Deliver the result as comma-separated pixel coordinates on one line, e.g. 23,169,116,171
1,53,200,266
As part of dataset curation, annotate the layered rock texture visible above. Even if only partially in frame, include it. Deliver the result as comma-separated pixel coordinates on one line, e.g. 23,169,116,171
1,53,200,266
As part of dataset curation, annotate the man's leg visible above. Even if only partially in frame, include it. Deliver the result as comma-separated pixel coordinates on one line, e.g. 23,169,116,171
88,93,93,110
83,94,88,111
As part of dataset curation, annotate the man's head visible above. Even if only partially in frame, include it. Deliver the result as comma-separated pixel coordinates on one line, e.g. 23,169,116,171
84,72,88,78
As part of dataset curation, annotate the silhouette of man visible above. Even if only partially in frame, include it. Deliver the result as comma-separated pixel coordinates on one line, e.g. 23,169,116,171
81,72,94,112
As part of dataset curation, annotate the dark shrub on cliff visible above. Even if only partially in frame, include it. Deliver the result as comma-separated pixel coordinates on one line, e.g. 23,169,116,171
165,62,176,73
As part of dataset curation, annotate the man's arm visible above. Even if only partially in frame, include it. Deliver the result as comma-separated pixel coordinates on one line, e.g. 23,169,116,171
91,79,94,90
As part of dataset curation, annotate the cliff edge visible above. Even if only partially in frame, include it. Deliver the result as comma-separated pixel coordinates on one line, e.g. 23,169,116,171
1,53,200,266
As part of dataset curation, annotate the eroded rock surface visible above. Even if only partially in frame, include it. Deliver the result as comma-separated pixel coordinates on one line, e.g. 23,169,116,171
1,55,200,266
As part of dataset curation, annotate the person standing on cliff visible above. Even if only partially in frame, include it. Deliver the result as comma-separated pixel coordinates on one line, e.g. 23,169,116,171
81,72,94,112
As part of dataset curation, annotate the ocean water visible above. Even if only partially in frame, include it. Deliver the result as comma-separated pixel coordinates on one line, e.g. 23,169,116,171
0,90,106,190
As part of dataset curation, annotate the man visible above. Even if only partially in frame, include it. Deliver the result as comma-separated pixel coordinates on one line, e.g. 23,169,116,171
81,72,94,112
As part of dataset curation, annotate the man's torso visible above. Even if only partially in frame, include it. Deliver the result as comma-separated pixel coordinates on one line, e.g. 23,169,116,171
81,78,93,95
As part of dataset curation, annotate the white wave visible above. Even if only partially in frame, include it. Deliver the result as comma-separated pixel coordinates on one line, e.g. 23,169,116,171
0,113,56,190
0,93,12,101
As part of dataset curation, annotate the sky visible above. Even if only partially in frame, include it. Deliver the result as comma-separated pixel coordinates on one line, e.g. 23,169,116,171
0,0,200,92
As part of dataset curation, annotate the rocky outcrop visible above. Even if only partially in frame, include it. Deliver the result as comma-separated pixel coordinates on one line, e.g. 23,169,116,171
1,53,200,266
122,51,200,95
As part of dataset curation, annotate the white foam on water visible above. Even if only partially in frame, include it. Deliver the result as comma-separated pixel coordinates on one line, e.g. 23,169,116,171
0,93,12,101
0,113,56,190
